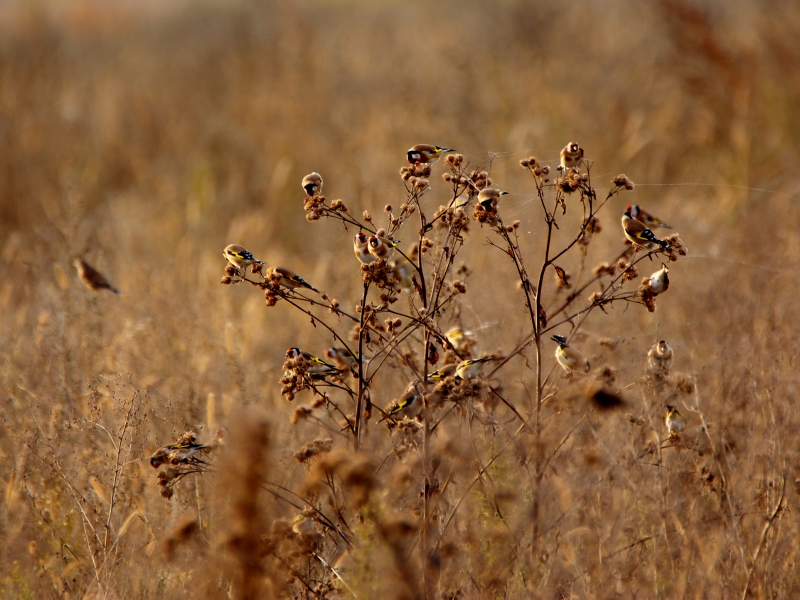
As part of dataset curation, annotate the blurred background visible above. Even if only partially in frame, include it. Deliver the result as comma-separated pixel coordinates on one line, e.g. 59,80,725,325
1,0,799,596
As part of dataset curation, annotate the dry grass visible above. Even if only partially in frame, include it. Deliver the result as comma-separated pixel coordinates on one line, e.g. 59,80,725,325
2,0,800,598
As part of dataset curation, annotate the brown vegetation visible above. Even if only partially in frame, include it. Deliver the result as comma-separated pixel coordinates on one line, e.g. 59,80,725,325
1,0,800,598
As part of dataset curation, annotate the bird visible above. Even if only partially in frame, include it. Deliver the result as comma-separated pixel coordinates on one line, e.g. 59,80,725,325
367,235,401,261
445,326,474,352
266,266,319,293
324,347,367,373
292,514,317,537
665,405,686,436
285,347,340,377
380,382,424,421
477,188,510,210
627,204,672,229
648,263,670,295
621,210,670,249
150,440,211,469
428,363,458,381
407,145,454,165
455,357,496,380
560,141,584,172
551,334,590,374
354,232,376,265
301,172,323,197
73,258,121,296
647,340,674,372
223,244,265,273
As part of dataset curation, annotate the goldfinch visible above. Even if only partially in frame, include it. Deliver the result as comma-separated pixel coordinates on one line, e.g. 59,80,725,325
266,266,319,293
455,357,496,380
621,210,669,249
301,172,323,197
285,347,339,374
407,144,454,165
551,334,590,374
324,347,367,372
477,188,510,210
292,514,317,537
73,258,121,296
627,204,672,229
380,382,424,421
223,244,265,273
428,363,458,381
665,405,686,436
354,232,376,265
367,235,401,261
445,326,473,352
648,263,670,295
647,340,673,372
560,141,584,172
150,441,210,469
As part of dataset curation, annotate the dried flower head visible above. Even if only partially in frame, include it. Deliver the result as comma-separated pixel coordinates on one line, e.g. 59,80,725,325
291,406,313,424
294,438,334,464
612,174,635,190
472,203,499,226
662,234,688,260
638,278,657,312
622,263,639,282
361,259,399,290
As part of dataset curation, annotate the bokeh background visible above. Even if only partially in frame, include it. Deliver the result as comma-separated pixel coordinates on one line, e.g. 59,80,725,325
1,0,799,597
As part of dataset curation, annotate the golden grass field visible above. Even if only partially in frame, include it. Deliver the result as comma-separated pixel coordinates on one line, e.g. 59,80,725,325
2,0,800,597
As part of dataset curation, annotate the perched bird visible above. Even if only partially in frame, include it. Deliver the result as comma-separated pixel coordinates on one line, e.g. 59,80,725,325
73,258,121,296
621,210,670,249
551,334,590,375
285,347,339,375
560,141,584,172
647,340,674,372
324,347,367,373
301,172,323,197
665,405,686,436
292,514,317,537
223,244,265,273
367,235,401,261
648,263,670,295
477,188,510,210
428,363,458,381
266,266,319,293
150,440,210,469
354,232,376,265
407,145,454,165
380,382,424,421
453,194,470,208
445,326,473,352
455,357,496,380
627,204,672,229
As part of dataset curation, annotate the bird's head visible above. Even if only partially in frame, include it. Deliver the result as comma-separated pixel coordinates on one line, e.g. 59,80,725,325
368,236,380,249
407,150,421,164
568,142,580,153
356,232,368,245
657,340,671,354
285,348,302,359
551,334,568,347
